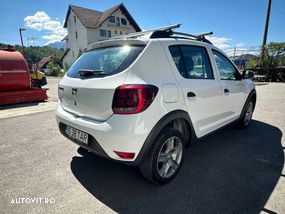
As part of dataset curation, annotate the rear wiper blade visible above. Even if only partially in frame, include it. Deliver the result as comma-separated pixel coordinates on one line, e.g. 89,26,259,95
78,69,105,76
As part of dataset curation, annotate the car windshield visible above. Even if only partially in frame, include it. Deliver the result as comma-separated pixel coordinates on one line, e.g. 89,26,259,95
67,45,145,78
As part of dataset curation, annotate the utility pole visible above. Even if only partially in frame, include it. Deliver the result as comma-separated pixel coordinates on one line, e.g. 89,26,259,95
19,28,26,58
261,0,272,59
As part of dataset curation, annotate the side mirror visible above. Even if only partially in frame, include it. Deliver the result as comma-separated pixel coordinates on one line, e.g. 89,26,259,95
242,70,254,79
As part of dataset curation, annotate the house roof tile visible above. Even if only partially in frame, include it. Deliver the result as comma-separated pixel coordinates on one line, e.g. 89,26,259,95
63,3,141,32
37,55,52,68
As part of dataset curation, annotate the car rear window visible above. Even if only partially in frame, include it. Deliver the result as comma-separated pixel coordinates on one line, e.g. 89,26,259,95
66,45,145,78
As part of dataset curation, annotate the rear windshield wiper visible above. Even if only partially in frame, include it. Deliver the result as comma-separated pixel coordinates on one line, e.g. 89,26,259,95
78,69,105,77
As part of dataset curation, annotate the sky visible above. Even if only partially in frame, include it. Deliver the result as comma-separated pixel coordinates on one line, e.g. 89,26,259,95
0,0,284,52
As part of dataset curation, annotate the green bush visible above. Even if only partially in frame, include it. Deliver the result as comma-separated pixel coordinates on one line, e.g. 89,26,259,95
46,61,61,77
64,62,70,72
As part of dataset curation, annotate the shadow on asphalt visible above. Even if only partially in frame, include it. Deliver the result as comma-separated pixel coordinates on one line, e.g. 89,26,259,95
70,120,283,214
0,101,42,110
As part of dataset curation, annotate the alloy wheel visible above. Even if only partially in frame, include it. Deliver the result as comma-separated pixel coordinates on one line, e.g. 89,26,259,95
157,136,183,178
244,101,253,126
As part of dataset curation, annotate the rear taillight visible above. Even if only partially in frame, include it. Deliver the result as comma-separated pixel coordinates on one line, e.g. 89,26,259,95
112,84,158,114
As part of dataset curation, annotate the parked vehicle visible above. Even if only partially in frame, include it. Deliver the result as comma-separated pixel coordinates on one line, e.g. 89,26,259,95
0,48,48,106
56,24,256,184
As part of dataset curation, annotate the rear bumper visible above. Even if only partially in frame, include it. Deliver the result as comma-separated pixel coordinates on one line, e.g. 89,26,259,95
58,122,110,159
55,102,156,163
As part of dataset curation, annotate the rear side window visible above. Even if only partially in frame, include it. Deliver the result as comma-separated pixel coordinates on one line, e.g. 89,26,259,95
67,45,145,78
169,45,213,79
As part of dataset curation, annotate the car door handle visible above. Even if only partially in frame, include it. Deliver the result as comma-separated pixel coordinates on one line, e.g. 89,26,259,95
187,92,196,97
224,88,230,93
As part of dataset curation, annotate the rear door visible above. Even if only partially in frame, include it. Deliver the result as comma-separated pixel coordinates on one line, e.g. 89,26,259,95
211,49,246,123
168,44,223,137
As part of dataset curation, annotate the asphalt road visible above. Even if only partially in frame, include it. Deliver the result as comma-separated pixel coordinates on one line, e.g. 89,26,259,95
0,79,284,214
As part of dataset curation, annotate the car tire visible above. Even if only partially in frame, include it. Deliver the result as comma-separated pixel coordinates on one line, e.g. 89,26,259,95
139,128,185,184
237,99,254,128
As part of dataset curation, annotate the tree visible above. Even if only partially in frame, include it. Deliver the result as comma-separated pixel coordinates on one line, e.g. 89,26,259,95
0,43,65,66
260,42,285,69
247,42,285,69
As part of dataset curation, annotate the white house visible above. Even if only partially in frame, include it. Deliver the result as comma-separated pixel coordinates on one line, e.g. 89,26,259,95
61,3,141,69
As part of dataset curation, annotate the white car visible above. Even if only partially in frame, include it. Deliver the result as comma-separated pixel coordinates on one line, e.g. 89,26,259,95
56,24,256,184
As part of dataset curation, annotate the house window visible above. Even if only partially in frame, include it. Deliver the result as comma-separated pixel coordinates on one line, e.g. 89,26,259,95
100,29,107,37
115,30,117,34
121,18,127,25
108,30,111,38
74,16,76,23
108,16,115,23
116,17,120,25
120,31,122,35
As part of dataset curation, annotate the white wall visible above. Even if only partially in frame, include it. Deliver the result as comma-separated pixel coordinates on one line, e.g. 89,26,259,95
64,10,88,68
62,41,73,70
87,9,137,44
64,8,138,68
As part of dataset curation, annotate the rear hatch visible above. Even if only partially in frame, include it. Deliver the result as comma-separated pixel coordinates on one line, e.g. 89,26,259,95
59,41,146,121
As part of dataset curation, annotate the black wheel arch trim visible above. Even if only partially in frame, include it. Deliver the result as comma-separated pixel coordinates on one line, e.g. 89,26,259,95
239,89,257,119
133,109,196,165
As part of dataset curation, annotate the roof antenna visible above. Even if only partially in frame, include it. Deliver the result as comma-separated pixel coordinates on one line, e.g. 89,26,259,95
162,10,172,25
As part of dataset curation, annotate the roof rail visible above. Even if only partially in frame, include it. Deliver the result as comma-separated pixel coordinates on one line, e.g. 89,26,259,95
110,23,213,44
170,31,213,44
110,24,181,39
172,31,213,39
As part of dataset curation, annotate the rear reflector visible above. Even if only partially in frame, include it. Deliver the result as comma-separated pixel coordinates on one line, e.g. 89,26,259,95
112,84,158,114
114,151,135,159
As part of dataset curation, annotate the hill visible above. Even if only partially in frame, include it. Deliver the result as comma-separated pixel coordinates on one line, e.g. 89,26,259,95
47,41,66,49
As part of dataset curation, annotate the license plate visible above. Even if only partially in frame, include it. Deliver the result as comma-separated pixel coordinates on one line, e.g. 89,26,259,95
65,126,88,144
